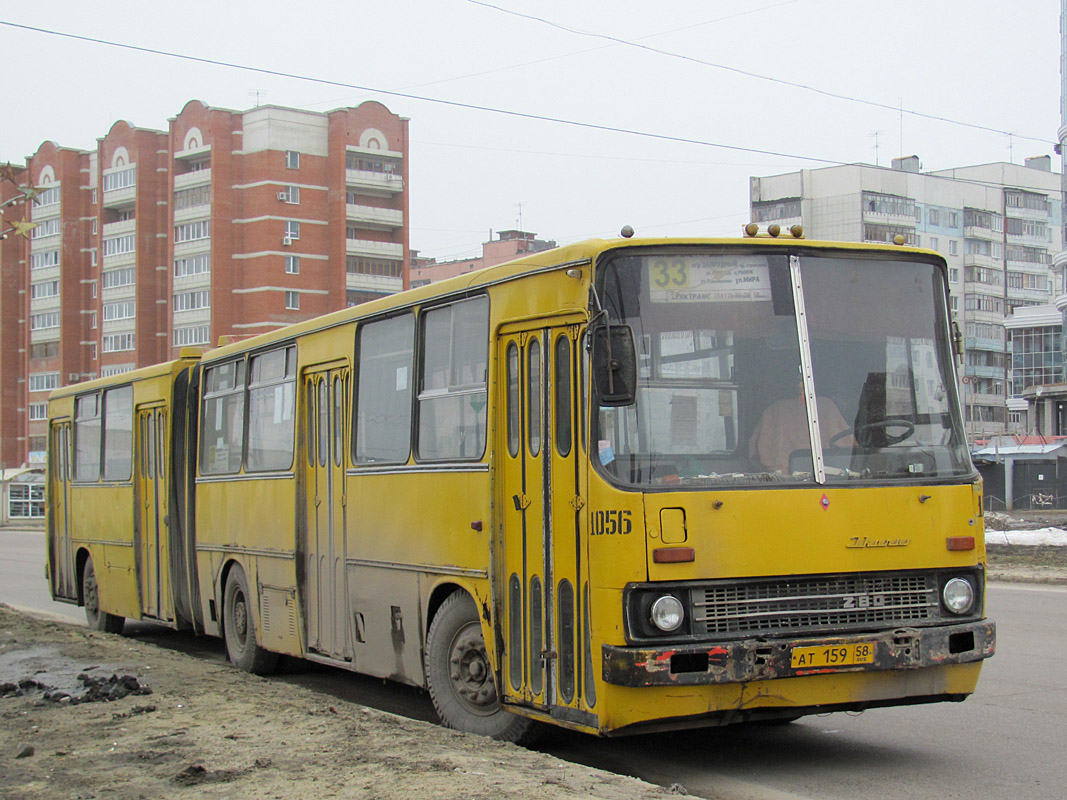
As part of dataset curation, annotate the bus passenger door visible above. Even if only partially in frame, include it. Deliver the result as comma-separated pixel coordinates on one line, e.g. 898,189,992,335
499,325,585,717
302,365,350,661
136,405,170,620
48,420,76,601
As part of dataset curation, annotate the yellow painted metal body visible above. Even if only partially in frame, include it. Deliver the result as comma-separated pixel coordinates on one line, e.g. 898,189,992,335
44,236,991,737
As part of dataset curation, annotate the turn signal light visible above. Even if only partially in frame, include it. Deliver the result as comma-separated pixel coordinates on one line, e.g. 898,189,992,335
946,536,975,551
653,547,695,563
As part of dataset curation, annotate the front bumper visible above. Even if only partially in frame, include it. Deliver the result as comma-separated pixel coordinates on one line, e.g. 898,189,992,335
602,620,995,687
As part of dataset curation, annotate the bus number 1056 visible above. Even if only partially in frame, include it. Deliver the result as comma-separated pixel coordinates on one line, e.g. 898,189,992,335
591,509,632,536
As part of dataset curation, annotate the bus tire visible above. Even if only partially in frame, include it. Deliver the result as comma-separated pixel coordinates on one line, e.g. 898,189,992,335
82,555,124,634
222,564,278,675
425,591,535,743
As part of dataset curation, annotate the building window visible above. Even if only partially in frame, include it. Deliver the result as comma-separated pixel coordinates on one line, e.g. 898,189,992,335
285,255,300,274
8,484,44,519
175,220,210,243
30,280,60,300
862,192,915,217
345,153,401,174
91,189,97,205
949,268,959,283
30,312,60,331
928,209,939,226
285,291,300,310
92,219,99,235
173,325,210,347
102,167,136,192
174,184,211,210
28,403,48,421
173,290,210,312
31,218,60,239
102,267,135,289
102,301,136,321
949,240,958,256
30,342,58,360
280,185,300,204
175,254,210,277
101,365,133,377
285,220,300,240
28,372,60,392
103,234,135,256
90,311,97,329
930,237,939,252
30,250,60,269
285,150,300,169
90,249,97,267
346,255,403,277
33,187,60,208
102,333,135,352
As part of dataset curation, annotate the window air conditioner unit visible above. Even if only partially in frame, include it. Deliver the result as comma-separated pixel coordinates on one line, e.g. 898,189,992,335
282,236,293,246
277,191,289,201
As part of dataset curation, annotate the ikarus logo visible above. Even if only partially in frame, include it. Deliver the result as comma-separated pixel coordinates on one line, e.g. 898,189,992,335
846,537,911,548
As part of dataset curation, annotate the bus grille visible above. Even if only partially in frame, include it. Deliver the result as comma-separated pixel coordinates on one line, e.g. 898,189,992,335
690,572,938,637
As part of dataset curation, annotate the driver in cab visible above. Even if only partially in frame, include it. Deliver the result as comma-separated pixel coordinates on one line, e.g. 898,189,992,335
749,379,852,473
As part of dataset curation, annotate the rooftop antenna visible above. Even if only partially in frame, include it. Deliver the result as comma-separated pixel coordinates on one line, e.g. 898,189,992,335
898,98,904,160
516,201,524,232
249,90,268,108
868,130,886,166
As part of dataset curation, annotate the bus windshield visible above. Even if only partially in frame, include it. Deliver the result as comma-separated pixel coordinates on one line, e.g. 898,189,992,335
594,248,972,487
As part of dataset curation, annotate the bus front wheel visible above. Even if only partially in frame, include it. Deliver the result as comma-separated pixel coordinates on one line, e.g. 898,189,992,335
425,592,535,742
222,564,278,675
82,556,124,634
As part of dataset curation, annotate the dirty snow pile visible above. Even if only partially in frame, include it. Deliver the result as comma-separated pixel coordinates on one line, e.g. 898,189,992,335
985,528,1067,546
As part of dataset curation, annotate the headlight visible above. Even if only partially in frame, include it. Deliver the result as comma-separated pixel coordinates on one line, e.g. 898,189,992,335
942,577,975,615
649,595,684,632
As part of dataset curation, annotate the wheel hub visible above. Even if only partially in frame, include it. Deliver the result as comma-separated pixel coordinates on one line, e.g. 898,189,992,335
449,624,497,713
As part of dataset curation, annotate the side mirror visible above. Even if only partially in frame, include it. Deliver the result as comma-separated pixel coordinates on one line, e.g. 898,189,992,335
592,325,638,406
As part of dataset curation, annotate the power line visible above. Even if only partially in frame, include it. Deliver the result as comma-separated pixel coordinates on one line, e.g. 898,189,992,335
0,20,1053,198
0,18,849,167
468,0,1056,148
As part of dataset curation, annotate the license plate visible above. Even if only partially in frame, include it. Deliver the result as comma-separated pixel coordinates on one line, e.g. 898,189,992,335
791,642,876,669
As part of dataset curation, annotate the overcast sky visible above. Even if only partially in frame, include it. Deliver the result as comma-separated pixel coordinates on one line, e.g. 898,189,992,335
0,0,1060,260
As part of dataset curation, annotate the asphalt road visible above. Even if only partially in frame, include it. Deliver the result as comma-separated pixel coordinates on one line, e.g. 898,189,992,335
3,527,1064,799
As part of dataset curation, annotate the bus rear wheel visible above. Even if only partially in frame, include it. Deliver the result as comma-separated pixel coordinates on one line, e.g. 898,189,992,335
425,592,535,743
222,564,278,675
82,555,124,634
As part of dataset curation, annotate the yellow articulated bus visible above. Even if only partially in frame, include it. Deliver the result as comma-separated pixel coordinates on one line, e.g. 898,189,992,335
47,231,995,740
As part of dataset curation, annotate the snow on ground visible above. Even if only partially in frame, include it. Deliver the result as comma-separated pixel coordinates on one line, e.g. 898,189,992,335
986,528,1067,546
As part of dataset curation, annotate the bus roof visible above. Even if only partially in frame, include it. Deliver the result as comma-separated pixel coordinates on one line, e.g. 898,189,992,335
153,235,949,367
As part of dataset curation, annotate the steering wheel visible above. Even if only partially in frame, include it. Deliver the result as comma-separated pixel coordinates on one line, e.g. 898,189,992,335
830,418,915,447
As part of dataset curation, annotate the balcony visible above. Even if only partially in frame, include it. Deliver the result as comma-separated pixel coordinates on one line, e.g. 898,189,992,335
963,253,997,269
173,236,211,258
345,239,403,259
172,307,211,326
346,204,403,229
346,169,403,194
966,337,1007,353
174,168,212,191
346,272,403,295
174,203,212,223
102,218,136,238
861,208,916,228
963,225,999,241
965,365,1006,380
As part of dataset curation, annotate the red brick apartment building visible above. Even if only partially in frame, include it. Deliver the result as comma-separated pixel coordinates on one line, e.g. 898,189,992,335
1,99,409,467
410,229,556,287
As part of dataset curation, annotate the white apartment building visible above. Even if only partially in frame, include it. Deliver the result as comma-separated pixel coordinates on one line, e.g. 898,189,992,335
750,156,1062,439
